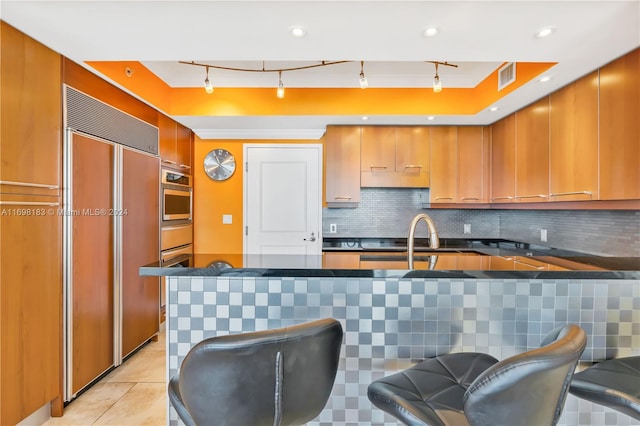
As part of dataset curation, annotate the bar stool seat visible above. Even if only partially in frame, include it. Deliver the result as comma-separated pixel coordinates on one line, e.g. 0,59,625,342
569,356,640,421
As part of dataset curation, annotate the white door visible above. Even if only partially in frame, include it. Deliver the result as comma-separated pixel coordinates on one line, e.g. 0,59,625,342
244,144,322,261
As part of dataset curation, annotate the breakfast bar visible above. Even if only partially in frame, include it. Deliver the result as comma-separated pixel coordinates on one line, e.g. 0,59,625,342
141,244,640,426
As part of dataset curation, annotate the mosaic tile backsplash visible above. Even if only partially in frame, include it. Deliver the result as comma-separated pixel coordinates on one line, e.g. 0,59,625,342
323,188,640,256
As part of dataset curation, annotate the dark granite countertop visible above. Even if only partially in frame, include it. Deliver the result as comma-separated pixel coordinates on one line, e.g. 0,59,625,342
140,244,640,280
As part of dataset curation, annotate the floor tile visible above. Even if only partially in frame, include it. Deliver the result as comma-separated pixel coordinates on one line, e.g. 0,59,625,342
93,383,166,426
43,382,134,425
102,346,166,383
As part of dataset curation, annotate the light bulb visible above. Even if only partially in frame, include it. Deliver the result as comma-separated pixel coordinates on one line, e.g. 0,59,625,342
276,71,285,99
204,77,214,94
433,75,442,93
359,72,368,89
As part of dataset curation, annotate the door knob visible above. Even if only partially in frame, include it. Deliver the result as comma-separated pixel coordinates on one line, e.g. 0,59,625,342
304,232,316,242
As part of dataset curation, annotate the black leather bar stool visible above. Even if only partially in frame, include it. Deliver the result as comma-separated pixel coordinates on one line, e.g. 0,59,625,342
367,324,586,426
168,318,343,426
569,356,640,421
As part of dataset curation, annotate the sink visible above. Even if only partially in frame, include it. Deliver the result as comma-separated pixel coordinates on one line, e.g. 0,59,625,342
359,251,487,261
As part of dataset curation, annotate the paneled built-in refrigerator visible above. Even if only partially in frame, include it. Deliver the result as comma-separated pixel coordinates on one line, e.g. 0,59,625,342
63,87,160,401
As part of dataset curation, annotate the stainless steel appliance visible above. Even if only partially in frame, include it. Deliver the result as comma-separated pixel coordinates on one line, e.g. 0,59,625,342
162,169,192,223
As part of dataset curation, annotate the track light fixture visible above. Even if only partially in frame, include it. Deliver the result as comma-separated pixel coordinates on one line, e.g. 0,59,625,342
277,70,285,99
204,66,214,94
359,61,368,89
427,61,458,93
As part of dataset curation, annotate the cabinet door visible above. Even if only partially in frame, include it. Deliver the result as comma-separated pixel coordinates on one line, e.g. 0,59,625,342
549,72,599,201
599,48,640,200
325,126,361,204
122,148,160,357
395,126,430,187
360,127,395,187
176,123,193,172
490,114,516,203
515,98,550,202
1,196,61,425
158,113,177,167
457,126,489,203
429,126,457,203
0,22,61,194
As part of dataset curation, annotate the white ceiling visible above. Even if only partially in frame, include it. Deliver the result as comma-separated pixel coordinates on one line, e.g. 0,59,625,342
2,1,639,139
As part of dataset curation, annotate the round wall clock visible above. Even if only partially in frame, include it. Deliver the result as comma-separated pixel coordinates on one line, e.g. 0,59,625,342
204,148,236,181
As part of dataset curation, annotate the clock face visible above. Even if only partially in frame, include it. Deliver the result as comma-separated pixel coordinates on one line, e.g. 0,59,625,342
204,149,236,181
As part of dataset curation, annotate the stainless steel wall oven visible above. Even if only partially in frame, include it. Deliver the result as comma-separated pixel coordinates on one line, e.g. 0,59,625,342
161,169,192,224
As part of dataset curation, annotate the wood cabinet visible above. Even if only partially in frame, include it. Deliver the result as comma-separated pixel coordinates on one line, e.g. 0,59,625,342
515,98,550,202
0,22,63,424
361,127,429,187
490,114,516,203
325,126,361,206
430,126,489,205
159,114,192,172
322,252,361,269
457,126,489,204
599,48,640,200
429,127,457,203
549,72,599,201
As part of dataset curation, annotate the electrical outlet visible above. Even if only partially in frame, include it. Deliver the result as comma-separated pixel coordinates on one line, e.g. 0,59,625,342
464,224,471,234
329,224,337,234
540,228,547,242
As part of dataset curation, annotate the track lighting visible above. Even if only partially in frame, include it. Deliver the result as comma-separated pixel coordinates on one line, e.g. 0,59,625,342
427,61,458,93
204,66,214,94
359,61,368,89
433,63,442,93
276,70,285,99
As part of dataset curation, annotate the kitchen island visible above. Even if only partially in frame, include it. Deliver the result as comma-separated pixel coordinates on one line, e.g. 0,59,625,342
141,243,640,426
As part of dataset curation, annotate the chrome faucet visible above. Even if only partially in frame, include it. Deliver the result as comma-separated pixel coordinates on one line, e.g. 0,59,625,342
407,213,440,269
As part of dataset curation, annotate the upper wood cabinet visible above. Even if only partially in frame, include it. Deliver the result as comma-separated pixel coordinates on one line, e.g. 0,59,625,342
515,97,550,202
429,126,457,203
1,22,61,196
430,126,488,204
457,126,489,204
549,71,599,201
599,48,639,200
360,126,429,187
325,126,361,206
159,114,192,172
490,114,516,203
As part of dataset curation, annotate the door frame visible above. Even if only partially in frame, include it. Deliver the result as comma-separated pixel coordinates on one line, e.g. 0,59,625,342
242,143,323,255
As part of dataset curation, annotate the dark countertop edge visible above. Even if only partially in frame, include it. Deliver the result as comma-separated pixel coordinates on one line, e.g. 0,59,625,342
140,265,639,280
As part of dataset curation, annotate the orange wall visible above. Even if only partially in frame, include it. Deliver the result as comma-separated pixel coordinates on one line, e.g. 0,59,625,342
193,136,325,253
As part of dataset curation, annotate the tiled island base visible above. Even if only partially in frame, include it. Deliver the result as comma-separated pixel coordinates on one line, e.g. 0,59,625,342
167,276,639,426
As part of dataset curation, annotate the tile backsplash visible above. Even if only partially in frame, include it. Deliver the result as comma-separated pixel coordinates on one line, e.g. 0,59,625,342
323,188,640,257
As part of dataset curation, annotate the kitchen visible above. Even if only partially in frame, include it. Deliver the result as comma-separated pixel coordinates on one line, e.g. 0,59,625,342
1,1,639,425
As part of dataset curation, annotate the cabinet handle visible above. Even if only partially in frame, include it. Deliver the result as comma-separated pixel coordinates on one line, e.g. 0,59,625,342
369,166,388,170
0,180,59,190
490,196,514,201
0,201,60,206
162,159,177,165
179,164,191,169
404,165,422,169
334,196,352,200
515,194,548,199
549,191,592,197
461,197,480,201
435,197,454,200
514,259,545,270
497,256,514,261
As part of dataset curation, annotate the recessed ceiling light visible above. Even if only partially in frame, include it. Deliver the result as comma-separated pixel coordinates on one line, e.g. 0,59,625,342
427,116,435,121
539,76,552,83
423,26,439,37
361,116,369,121
290,26,306,38
535,27,555,38
490,106,500,112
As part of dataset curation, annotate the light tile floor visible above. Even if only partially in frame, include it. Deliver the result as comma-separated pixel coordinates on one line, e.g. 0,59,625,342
45,332,166,426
